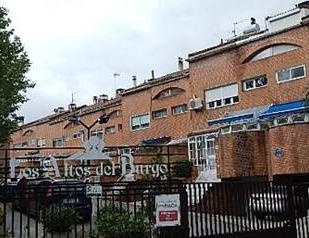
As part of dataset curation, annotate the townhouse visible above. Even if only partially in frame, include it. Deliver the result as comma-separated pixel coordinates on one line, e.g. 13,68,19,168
9,1,309,182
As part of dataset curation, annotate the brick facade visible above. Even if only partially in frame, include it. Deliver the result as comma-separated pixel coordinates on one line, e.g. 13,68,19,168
8,7,309,181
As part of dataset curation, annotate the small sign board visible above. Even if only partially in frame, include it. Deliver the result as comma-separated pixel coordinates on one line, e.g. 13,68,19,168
86,184,102,197
155,194,181,227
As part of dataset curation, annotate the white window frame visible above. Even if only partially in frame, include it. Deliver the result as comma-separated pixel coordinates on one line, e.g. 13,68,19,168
105,126,116,134
172,104,188,115
205,83,239,110
245,123,261,131
243,75,268,91
152,109,167,119
130,113,150,131
231,124,245,132
91,129,104,138
221,126,231,134
188,134,217,169
52,138,63,148
276,64,306,83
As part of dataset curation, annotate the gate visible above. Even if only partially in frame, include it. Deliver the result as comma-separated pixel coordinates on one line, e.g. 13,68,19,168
0,146,309,237
185,182,309,238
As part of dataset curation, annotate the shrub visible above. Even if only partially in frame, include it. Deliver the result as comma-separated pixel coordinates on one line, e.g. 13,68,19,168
41,204,81,233
96,206,150,238
173,160,193,177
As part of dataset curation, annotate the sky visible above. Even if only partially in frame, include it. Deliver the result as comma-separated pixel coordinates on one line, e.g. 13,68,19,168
1,0,298,122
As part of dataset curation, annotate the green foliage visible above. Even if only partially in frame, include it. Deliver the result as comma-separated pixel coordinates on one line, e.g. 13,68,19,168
41,204,81,233
173,160,193,177
96,205,150,238
0,7,34,143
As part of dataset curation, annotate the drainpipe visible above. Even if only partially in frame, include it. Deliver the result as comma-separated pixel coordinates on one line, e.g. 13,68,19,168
264,127,273,182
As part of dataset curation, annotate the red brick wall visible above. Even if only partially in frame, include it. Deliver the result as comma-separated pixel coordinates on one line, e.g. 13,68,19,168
217,131,267,178
189,26,309,132
268,123,309,175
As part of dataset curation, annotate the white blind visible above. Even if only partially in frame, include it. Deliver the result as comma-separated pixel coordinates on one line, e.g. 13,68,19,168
131,116,140,126
222,84,238,98
206,87,222,102
140,114,150,124
206,83,238,102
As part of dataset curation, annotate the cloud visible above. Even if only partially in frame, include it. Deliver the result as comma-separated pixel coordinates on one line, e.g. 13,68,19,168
2,0,298,122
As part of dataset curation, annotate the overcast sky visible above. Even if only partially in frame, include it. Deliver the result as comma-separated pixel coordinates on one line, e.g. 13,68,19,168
2,0,297,122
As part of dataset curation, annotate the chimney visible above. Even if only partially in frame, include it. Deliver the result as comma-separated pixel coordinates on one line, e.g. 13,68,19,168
98,94,108,103
132,76,137,87
68,103,77,112
116,88,125,97
178,57,184,71
93,96,98,104
151,70,155,80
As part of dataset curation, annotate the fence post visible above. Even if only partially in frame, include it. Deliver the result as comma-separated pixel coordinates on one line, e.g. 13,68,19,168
179,182,189,238
287,183,297,237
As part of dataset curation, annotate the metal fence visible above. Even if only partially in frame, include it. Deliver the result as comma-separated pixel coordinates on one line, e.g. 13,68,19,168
0,146,308,238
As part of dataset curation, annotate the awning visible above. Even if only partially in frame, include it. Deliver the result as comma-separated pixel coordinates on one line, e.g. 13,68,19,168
259,100,307,120
208,114,254,126
208,105,270,126
142,136,171,145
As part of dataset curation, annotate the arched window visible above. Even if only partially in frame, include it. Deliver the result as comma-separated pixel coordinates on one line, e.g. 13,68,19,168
244,44,300,63
22,129,34,136
108,110,122,118
153,87,185,100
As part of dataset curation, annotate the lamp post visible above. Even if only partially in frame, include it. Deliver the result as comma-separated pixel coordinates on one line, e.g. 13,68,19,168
68,114,110,181
68,114,110,140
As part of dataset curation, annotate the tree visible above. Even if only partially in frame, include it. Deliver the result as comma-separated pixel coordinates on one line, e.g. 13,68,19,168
0,6,34,143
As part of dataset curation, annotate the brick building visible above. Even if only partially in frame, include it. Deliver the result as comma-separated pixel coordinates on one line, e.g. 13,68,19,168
9,2,309,182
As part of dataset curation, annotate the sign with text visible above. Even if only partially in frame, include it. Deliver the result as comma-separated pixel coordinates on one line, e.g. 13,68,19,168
86,184,103,197
155,194,181,227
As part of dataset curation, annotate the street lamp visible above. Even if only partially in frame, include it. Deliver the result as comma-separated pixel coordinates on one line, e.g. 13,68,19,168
68,114,110,140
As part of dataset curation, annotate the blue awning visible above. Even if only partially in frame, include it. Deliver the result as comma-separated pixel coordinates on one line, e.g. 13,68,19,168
208,114,254,126
142,136,171,145
259,100,307,120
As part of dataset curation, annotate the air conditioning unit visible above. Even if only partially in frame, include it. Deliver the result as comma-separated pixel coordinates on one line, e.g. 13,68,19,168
188,98,203,110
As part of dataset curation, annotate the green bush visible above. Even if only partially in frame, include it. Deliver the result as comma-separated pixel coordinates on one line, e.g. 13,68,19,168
41,204,81,233
96,206,150,238
173,160,193,177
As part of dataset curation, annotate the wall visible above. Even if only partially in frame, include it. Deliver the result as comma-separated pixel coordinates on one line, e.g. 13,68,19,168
268,123,309,175
217,131,267,178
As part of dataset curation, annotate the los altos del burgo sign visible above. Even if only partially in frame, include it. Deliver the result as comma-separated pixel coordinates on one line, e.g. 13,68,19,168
10,136,168,179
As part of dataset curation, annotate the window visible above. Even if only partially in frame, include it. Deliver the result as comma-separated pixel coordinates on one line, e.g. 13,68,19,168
291,114,305,123
28,139,36,146
246,44,299,63
73,130,85,141
52,138,63,148
188,134,217,169
109,110,122,118
221,126,231,134
105,126,116,134
152,109,167,119
243,75,268,91
91,129,103,139
276,116,289,125
205,83,239,109
37,138,46,147
154,87,185,100
277,65,306,83
172,104,188,115
131,113,150,130
231,124,244,132
118,124,123,132
246,123,260,131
